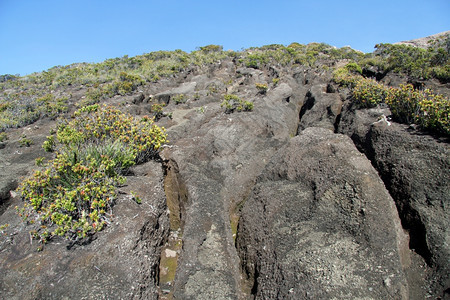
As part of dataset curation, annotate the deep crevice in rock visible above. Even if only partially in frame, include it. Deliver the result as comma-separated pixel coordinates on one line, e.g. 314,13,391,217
297,90,315,133
298,90,315,121
131,201,170,300
162,159,188,232
357,131,433,265
373,168,433,265
250,264,259,296
158,158,188,297
333,112,341,133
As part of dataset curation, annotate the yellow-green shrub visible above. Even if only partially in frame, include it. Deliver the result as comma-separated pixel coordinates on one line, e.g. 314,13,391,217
221,94,253,113
255,83,268,94
352,78,389,108
332,66,361,87
17,105,168,244
386,84,449,134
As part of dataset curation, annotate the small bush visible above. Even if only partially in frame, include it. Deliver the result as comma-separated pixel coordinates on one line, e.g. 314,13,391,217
345,62,362,74
244,53,267,69
19,136,33,147
432,65,450,83
16,105,168,244
242,101,254,111
0,132,7,142
0,103,9,113
173,94,186,104
332,67,361,87
151,103,165,120
352,78,389,108
199,45,223,52
386,84,449,134
255,83,268,94
42,135,55,152
221,94,253,113
35,157,45,166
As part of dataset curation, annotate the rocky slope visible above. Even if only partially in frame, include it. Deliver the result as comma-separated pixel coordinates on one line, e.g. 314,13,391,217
0,36,449,299
395,31,450,49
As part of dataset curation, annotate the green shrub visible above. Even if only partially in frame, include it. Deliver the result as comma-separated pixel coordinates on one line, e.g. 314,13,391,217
332,67,361,87
242,101,254,111
432,65,450,83
335,67,450,135
35,157,45,166
199,45,223,52
19,136,33,147
374,42,449,81
255,83,268,94
386,84,449,134
85,87,104,104
151,103,165,120
345,62,362,74
0,103,9,113
37,94,69,119
221,94,253,113
0,132,7,142
16,105,168,244
173,94,186,104
244,53,267,69
42,135,55,152
352,78,389,108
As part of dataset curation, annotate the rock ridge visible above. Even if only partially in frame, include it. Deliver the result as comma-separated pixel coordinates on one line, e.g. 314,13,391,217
0,46,448,299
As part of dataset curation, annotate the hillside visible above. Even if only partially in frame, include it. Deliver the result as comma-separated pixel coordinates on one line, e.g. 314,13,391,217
0,33,449,299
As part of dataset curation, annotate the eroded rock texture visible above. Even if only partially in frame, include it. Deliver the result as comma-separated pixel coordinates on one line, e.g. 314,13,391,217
0,161,169,299
237,128,410,299
0,52,448,300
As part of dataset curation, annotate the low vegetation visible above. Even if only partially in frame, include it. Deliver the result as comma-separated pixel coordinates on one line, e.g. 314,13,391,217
2,36,449,246
16,105,167,244
255,83,268,94
371,41,449,82
221,94,254,113
2,36,447,132
386,84,449,134
335,68,450,135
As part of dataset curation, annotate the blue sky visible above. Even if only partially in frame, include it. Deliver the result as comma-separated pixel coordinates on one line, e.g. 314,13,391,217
0,0,449,76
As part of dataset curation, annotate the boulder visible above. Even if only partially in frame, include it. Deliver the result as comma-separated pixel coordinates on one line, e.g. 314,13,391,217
339,104,450,296
297,84,343,133
237,127,410,299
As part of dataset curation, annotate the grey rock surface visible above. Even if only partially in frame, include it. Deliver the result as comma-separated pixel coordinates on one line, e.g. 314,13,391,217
339,103,450,295
237,127,410,299
0,49,448,300
159,68,305,299
297,83,343,133
0,161,169,300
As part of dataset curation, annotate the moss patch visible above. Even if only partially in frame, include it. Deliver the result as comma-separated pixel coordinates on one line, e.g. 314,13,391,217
159,233,182,298
230,213,239,242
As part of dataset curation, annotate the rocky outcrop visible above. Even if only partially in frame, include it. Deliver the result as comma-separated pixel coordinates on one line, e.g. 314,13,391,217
395,31,450,49
339,104,450,295
0,50,448,299
297,83,342,133
0,161,169,299
237,127,410,299
159,69,305,299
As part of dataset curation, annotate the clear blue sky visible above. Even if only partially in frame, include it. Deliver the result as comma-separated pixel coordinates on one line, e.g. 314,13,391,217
0,0,449,76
